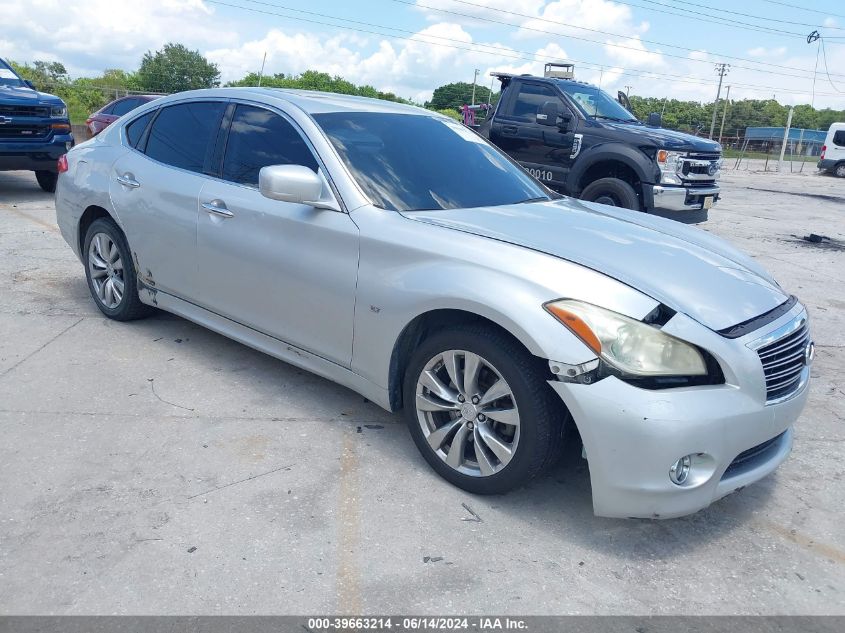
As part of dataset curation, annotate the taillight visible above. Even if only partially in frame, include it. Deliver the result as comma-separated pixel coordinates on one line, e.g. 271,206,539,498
821,145,826,159
57,154,69,174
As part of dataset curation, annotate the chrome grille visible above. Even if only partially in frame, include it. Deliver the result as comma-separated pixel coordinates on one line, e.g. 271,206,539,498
756,317,810,403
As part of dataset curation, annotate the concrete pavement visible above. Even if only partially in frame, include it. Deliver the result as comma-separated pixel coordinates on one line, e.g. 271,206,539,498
0,167,843,615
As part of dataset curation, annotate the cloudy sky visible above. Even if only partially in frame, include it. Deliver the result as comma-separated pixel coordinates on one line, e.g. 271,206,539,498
3,0,845,107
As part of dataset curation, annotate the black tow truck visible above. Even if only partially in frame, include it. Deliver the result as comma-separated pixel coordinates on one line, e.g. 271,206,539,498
478,63,723,214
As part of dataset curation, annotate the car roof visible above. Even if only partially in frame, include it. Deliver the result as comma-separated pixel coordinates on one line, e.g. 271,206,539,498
152,87,434,117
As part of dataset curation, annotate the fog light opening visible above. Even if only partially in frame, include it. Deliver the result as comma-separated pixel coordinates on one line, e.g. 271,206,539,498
669,455,692,485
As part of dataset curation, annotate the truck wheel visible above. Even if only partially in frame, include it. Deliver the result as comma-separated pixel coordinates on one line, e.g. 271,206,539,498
580,178,640,211
835,163,845,178
35,170,58,193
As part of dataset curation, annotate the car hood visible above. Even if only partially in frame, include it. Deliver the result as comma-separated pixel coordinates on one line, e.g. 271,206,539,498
601,121,721,152
402,199,787,332
0,84,64,106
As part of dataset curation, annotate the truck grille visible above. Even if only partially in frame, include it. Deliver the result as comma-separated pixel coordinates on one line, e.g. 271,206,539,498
757,319,810,402
0,124,51,139
0,105,50,117
687,152,721,161
679,152,721,181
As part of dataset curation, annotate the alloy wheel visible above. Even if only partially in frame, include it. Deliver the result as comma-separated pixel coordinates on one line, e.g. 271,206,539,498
88,232,125,309
415,349,520,477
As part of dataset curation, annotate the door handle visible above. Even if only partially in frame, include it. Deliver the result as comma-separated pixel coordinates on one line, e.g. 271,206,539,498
116,174,140,188
201,200,234,218
501,125,518,135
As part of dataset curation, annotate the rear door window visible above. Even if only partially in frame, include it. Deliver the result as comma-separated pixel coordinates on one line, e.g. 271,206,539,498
111,98,140,117
144,101,225,174
832,130,845,147
221,104,318,187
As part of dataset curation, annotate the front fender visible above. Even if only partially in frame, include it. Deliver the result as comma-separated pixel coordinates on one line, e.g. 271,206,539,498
566,142,656,194
349,207,658,392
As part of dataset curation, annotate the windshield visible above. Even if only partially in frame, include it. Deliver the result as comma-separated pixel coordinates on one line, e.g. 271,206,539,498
557,81,637,122
314,112,553,212
0,60,25,88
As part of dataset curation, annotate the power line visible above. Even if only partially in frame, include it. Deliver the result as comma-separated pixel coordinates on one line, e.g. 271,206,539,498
203,0,844,98
761,0,845,21
670,0,845,30
401,0,845,81
819,37,845,93
608,0,805,37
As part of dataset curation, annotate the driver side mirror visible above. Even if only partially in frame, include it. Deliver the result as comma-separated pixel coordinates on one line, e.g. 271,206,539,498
647,112,663,128
537,101,572,132
536,100,559,127
258,164,339,211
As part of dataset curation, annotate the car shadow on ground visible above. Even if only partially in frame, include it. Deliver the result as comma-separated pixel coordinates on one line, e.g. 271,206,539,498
0,172,56,204
128,308,775,564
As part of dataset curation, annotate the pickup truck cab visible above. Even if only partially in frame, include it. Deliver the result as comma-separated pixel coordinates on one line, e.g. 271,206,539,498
0,57,74,192
479,66,722,214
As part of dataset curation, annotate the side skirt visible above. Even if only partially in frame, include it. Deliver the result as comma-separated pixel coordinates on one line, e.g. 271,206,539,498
139,285,392,411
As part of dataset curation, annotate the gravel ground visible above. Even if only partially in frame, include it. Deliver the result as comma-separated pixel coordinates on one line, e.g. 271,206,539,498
0,166,843,615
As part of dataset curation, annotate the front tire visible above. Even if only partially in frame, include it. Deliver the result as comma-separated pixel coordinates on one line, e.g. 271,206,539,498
403,324,565,494
580,177,640,211
35,170,58,193
83,217,153,321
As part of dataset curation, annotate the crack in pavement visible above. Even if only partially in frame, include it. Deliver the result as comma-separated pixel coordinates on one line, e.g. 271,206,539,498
0,317,84,380
185,463,296,499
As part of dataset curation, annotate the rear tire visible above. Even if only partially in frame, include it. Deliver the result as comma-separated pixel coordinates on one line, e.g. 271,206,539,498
835,163,845,178
403,323,566,494
35,170,58,193
580,177,640,211
83,217,153,321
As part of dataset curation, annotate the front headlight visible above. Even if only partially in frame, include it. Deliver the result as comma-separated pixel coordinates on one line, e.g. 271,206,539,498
656,149,684,185
50,105,68,118
545,299,707,377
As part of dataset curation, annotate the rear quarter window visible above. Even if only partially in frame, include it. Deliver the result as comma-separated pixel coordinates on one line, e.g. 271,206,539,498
125,111,154,148
832,130,845,147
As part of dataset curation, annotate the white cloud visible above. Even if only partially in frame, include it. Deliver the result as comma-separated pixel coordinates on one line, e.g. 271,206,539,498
2,0,231,76
604,36,664,68
517,0,649,40
3,0,845,108
412,0,546,25
207,22,540,102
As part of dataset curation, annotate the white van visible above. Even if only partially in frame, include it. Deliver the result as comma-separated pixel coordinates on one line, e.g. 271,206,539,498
819,122,845,177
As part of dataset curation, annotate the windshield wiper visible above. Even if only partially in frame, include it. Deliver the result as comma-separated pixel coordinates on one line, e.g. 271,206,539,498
593,115,638,123
519,196,552,204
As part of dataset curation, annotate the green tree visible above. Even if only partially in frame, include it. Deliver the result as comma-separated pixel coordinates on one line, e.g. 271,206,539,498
426,81,498,111
225,70,408,103
137,43,220,93
9,60,69,90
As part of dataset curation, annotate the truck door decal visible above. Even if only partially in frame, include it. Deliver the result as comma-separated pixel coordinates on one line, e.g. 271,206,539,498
570,134,583,160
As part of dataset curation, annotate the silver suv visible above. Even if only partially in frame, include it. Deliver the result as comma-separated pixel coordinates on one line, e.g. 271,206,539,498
55,88,812,518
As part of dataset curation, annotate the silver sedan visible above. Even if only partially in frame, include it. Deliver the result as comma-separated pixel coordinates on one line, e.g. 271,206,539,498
55,88,812,518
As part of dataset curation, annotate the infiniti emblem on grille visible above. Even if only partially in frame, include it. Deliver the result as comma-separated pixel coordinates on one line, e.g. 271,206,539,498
805,341,815,365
